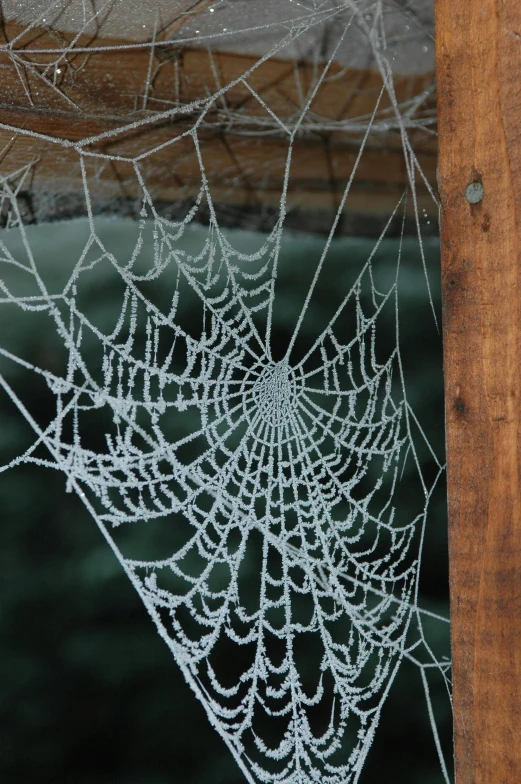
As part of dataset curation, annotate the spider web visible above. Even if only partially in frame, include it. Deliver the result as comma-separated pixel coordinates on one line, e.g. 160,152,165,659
0,2,450,782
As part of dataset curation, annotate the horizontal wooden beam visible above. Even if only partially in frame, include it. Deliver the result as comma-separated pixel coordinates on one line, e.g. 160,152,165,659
0,21,436,231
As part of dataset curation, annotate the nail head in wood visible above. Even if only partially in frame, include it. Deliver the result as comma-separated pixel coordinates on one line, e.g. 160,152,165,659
465,181,484,204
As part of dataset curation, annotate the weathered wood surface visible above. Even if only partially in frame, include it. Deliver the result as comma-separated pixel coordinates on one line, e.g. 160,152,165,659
0,21,436,228
436,0,521,781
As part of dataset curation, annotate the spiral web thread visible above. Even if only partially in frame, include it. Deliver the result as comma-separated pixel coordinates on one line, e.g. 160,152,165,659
0,2,450,782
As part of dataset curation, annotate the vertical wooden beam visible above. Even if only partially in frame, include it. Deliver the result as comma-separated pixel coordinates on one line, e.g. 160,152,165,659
436,1,521,781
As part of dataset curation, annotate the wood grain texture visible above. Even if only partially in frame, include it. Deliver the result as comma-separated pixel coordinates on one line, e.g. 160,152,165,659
436,1,521,781
0,21,436,229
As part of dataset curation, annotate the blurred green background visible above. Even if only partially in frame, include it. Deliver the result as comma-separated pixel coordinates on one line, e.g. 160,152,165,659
0,219,451,783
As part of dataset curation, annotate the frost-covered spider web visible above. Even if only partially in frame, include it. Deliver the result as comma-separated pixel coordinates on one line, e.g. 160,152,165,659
0,2,450,783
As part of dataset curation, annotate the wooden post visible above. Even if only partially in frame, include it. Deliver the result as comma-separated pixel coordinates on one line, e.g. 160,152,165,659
436,1,521,781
